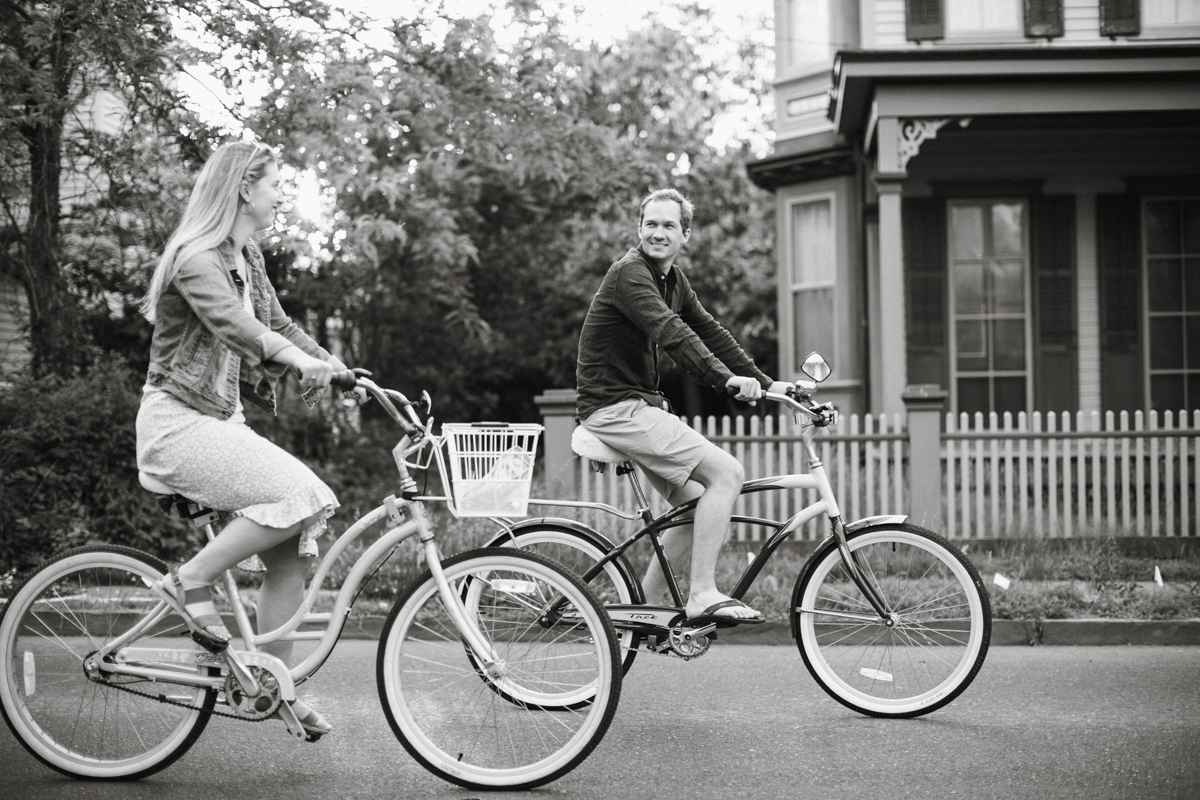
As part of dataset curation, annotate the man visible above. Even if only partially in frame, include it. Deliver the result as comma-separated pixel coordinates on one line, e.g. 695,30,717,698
576,188,791,623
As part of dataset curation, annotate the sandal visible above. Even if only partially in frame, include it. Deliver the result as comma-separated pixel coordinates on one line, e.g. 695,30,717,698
152,566,232,653
286,699,333,739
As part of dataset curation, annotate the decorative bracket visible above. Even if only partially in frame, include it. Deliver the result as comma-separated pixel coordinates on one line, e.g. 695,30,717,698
898,118,972,171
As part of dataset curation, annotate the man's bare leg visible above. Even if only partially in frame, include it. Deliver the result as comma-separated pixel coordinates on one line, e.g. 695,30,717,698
639,483,697,603
639,449,758,620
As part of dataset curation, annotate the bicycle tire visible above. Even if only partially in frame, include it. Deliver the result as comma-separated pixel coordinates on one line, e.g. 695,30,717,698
0,545,217,779
792,523,991,718
376,548,622,790
484,521,642,676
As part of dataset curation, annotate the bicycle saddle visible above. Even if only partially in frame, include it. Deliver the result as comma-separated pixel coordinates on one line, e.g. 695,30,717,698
139,472,218,525
571,426,631,465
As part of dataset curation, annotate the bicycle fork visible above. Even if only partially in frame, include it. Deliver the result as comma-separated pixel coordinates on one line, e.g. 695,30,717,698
800,427,892,622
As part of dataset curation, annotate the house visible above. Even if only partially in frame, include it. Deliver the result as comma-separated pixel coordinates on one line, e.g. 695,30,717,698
747,1,1200,419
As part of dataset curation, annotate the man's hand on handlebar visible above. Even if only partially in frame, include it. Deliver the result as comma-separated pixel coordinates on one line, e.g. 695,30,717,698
726,376,765,405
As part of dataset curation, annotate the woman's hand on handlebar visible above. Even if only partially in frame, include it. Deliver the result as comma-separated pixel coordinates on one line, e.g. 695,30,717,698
275,346,333,390
328,358,369,404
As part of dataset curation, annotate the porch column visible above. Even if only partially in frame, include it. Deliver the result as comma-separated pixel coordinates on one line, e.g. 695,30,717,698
873,116,908,417
535,389,578,496
875,176,908,417
1075,190,1102,412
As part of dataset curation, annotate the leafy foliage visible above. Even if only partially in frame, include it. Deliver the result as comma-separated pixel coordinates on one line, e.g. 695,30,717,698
244,4,777,422
0,360,195,572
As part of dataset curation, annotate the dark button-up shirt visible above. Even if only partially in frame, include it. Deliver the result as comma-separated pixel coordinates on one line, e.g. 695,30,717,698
576,246,771,420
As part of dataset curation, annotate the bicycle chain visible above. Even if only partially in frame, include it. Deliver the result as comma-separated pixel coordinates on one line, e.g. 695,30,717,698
95,666,267,723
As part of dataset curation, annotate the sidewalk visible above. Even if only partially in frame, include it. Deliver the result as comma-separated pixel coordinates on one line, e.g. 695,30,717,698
336,617,1200,646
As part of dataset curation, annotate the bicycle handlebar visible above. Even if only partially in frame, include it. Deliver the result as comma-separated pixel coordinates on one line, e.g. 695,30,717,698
330,369,426,438
765,385,838,427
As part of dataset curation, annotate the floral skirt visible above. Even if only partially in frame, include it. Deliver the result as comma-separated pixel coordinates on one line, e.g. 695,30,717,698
136,387,338,572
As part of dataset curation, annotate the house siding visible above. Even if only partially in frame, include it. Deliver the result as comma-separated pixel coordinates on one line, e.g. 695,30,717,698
0,274,30,377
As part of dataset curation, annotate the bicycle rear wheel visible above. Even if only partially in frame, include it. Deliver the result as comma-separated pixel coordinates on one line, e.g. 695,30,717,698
0,546,217,779
792,523,990,718
377,548,622,790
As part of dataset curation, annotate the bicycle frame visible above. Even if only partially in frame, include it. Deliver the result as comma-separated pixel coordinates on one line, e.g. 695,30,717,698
498,389,898,623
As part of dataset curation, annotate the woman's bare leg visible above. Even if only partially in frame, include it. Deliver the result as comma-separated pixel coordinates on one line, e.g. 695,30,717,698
255,531,313,666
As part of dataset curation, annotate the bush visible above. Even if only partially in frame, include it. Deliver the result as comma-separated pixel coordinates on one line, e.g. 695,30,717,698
0,361,193,574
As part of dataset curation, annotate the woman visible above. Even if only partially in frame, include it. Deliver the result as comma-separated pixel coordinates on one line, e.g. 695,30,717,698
137,141,348,737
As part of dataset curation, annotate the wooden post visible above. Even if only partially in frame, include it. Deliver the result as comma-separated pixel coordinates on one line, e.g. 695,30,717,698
534,389,577,496
903,384,947,532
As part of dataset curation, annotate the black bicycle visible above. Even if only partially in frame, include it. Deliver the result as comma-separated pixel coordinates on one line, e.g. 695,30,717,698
473,354,992,719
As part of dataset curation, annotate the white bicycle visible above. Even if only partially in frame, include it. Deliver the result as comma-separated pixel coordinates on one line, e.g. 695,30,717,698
0,371,622,790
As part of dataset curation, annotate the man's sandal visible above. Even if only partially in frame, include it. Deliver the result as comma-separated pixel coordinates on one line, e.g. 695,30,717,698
152,566,232,653
684,598,765,627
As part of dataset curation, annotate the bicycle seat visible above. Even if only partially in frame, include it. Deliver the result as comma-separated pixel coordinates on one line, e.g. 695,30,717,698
571,426,632,466
139,472,218,526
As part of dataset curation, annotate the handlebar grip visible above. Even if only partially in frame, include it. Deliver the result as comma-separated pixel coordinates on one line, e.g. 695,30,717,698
331,370,358,391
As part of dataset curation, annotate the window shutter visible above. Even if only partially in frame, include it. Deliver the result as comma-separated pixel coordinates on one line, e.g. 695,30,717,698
903,198,948,390
1024,0,1065,39
1099,0,1141,37
906,0,944,42
1097,194,1143,411
1031,196,1076,412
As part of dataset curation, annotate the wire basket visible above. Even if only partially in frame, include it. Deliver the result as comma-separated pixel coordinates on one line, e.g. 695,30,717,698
442,423,542,517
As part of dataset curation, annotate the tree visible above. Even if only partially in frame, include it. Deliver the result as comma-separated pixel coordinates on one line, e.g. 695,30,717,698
243,2,776,423
0,0,335,376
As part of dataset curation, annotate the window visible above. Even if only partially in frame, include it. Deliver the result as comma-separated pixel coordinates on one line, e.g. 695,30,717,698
1100,0,1141,35
1144,0,1200,24
948,201,1031,416
790,197,835,373
1144,198,1200,412
946,0,1022,35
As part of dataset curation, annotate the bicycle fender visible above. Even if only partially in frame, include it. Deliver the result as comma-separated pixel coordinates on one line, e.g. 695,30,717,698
483,517,616,550
844,514,907,533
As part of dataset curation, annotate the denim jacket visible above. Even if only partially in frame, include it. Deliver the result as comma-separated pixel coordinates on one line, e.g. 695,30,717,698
145,239,330,419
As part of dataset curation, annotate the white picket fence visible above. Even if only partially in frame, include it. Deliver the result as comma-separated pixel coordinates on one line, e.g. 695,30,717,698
573,410,1200,542
946,409,1199,539
576,411,907,542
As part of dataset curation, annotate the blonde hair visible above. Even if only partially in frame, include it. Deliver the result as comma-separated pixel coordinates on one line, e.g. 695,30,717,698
140,142,275,321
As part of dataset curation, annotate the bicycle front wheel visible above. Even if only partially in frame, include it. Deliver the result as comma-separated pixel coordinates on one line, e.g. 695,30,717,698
377,548,622,790
0,546,217,779
792,524,990,718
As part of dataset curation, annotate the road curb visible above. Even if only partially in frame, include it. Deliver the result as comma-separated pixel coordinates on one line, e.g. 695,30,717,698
331,617,1200,645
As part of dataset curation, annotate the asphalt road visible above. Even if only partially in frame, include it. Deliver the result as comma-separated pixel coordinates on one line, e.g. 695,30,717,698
3,642,1198,800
